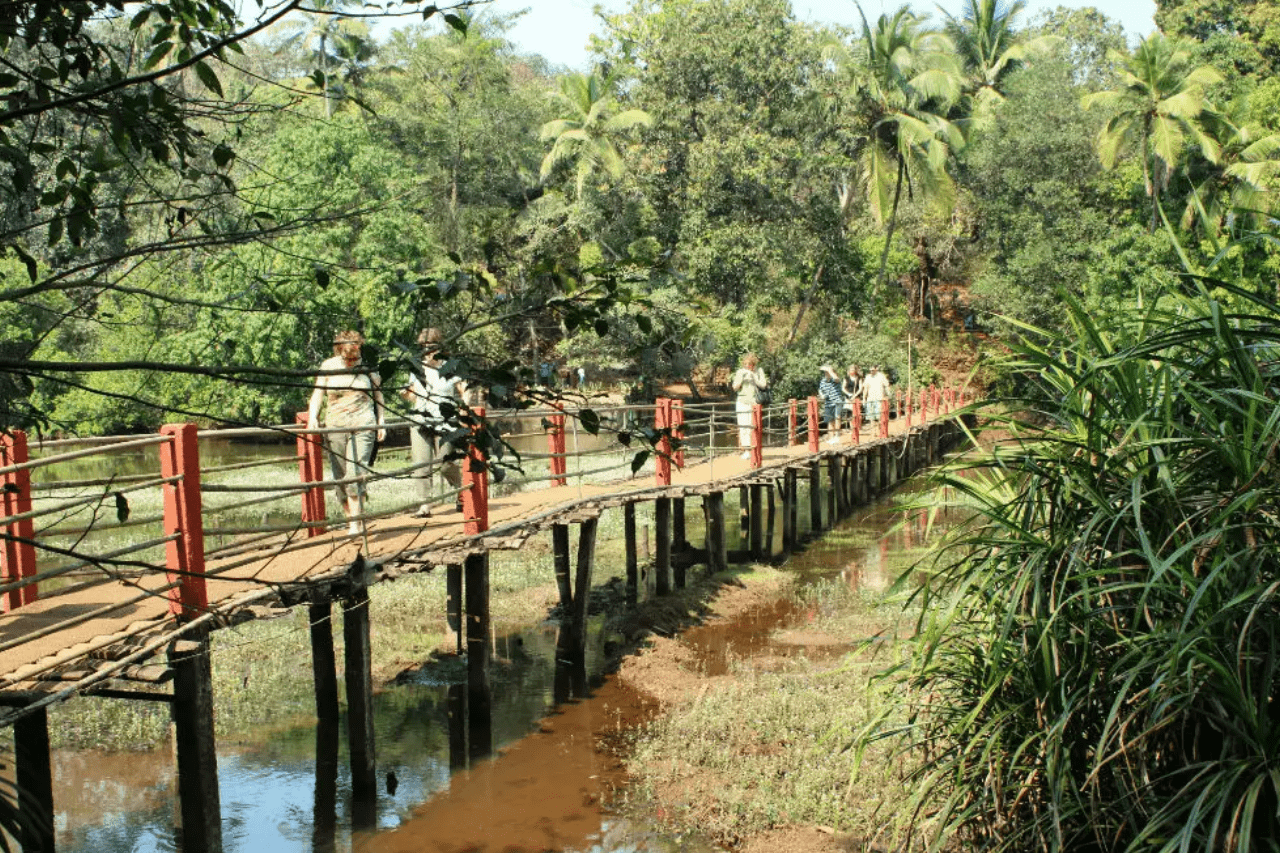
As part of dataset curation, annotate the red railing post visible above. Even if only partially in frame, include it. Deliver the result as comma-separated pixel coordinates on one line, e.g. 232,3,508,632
296,413,327,537
1,430,37,610
931,384,940,413
880,399,890,438
920,388,928,422
852,397,862,445
461,407,490,535
751,403,764,468
672,399,686,470
547,404,567,487
806,396,820,453
655,397,672,486
788,398,798,446
159,424,207,619
905,388,913,429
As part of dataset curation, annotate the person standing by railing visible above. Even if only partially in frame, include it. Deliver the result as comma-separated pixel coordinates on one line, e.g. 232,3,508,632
402,328,464,518
308,330,385,536
863,364,891,426
818,365,844,444
843,364,863,427
731,353,767,460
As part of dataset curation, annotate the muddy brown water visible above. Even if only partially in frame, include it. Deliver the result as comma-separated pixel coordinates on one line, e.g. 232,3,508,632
49,485,945,853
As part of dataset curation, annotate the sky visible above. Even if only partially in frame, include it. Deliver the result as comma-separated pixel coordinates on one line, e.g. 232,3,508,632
448,0,1158,70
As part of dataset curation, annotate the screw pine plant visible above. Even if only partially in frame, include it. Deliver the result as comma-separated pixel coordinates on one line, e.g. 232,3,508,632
892,282,1280,851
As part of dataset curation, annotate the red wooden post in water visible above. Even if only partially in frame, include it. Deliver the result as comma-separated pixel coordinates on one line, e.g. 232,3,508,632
852,397,862,445
461,407,490,535
547,404,567,487
806,397,820,452
1,430,37,610
751,403,764,468
672,399,686,470
159,424,208,619
295,413,327,538
788,399,798,446
654,397,672,487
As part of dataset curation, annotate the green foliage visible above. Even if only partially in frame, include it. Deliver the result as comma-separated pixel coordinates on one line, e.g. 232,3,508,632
893,278,1280,850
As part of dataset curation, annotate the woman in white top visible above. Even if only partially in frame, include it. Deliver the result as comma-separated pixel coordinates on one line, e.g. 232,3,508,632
308,330,385,535
730,353,768,459
401,328,464,518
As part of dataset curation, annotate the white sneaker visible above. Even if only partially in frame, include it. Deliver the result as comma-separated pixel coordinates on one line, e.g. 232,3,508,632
740,451,752,460
348,520,365,536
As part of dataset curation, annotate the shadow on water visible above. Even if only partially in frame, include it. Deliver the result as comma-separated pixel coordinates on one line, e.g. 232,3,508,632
52,481,956,853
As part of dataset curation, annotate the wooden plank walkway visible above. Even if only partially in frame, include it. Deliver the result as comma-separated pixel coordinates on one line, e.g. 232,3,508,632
0,415,946,695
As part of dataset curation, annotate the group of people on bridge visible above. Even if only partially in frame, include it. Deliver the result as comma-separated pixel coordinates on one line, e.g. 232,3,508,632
818,364,892,443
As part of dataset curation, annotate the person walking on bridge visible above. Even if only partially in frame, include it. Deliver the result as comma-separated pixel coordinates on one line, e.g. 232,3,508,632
863,365,891,427
308,330,385,536
402,328,464,518
731,353,768,459
818,364,844,443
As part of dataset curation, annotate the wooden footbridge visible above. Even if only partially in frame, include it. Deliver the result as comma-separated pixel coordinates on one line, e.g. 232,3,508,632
0,388,972,853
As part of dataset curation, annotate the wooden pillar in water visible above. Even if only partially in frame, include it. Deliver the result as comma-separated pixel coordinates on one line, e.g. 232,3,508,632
706,492,727,574
855,453,867,505
738,485,750,530
573,518,598,644
655,498,671,595
672,497,686,555
343,586,376,828
829,457,844,520
309,598,339,721
749,483,765,561
446,564,463,655
552,524,573,611
786,469,799,551
624,503,638,605
169,629,222,853
809,462,822,532
765,480,776,558
14,707,54,853
464,551,492,760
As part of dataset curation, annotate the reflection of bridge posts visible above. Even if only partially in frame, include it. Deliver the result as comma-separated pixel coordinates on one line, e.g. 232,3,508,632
312,711,339,853
553,621,589,705
549,516,599,696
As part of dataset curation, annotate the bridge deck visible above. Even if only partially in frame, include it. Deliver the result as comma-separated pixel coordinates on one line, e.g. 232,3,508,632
1,435,893,692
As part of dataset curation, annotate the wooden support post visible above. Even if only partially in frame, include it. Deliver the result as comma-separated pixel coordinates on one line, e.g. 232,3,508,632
806,397,820,452
547,406,567,487
749,484,765,561
624,503,638,606
739,485,750,530
573,518,598,640
672,497,687,555
880,444,891,490
855,453,867,505
788,399,798,445
309,598,339,722
786,469,799,550
169,628,222,853
446,564,463,654
296,412,327,538
830,456,845,519
654,498,671,595
765,480,776,559
343,587,376,827
312,710,339,853
464,552,492,760
552,524,573,611
867,447,880,496
159,424,207,619
809,462,822,532
826,457,838,523
706,492,727,573
1,430,37,610
14,706,54,853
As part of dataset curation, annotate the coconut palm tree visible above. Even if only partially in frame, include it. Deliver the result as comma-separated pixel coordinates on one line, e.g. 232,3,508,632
538,70,652,199
1177,105,1280,238
279,0,374,117
833,5,966,289
940,0,1054,125
1081,33,1222,230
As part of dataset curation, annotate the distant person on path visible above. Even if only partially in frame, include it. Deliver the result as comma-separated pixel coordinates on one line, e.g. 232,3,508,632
401,327,464,518
731,353,767,459
863,365,891,426
842,365,863,424
818,364,844,443
308,330,385,536
577,365,586,389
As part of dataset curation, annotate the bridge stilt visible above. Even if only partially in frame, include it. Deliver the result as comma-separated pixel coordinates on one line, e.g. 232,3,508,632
655,499,671,595
343,587,376,830
783,469,797,553
809,462,822,532
828,457,841,522
14,706,54,853
572,518,598,647
704,492,727,573
552,524,572,611
309,599,338,722
446,563,463,654
749,484,765,561
672,497,687,557
624,502,638,605
765,480,776,558
312,711,339,853
465,552,492,761
169,629,222,853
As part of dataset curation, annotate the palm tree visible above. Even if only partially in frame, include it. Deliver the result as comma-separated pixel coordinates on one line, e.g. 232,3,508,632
940,0,1054,124
538,71,652,199
1081,33,1222,230
834,5,966,289
1177,105,1280,238
280,0,374,117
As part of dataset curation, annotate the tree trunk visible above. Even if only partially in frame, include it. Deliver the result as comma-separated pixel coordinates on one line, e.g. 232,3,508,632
876,159,907,291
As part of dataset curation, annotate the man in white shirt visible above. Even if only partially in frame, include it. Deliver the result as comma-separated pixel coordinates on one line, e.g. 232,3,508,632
863,365,891,426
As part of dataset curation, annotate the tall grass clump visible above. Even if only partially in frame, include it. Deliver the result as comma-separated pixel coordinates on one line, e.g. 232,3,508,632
887,282,1280,852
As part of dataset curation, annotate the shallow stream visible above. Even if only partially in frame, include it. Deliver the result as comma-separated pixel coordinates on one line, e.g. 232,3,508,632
50,484,944,853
